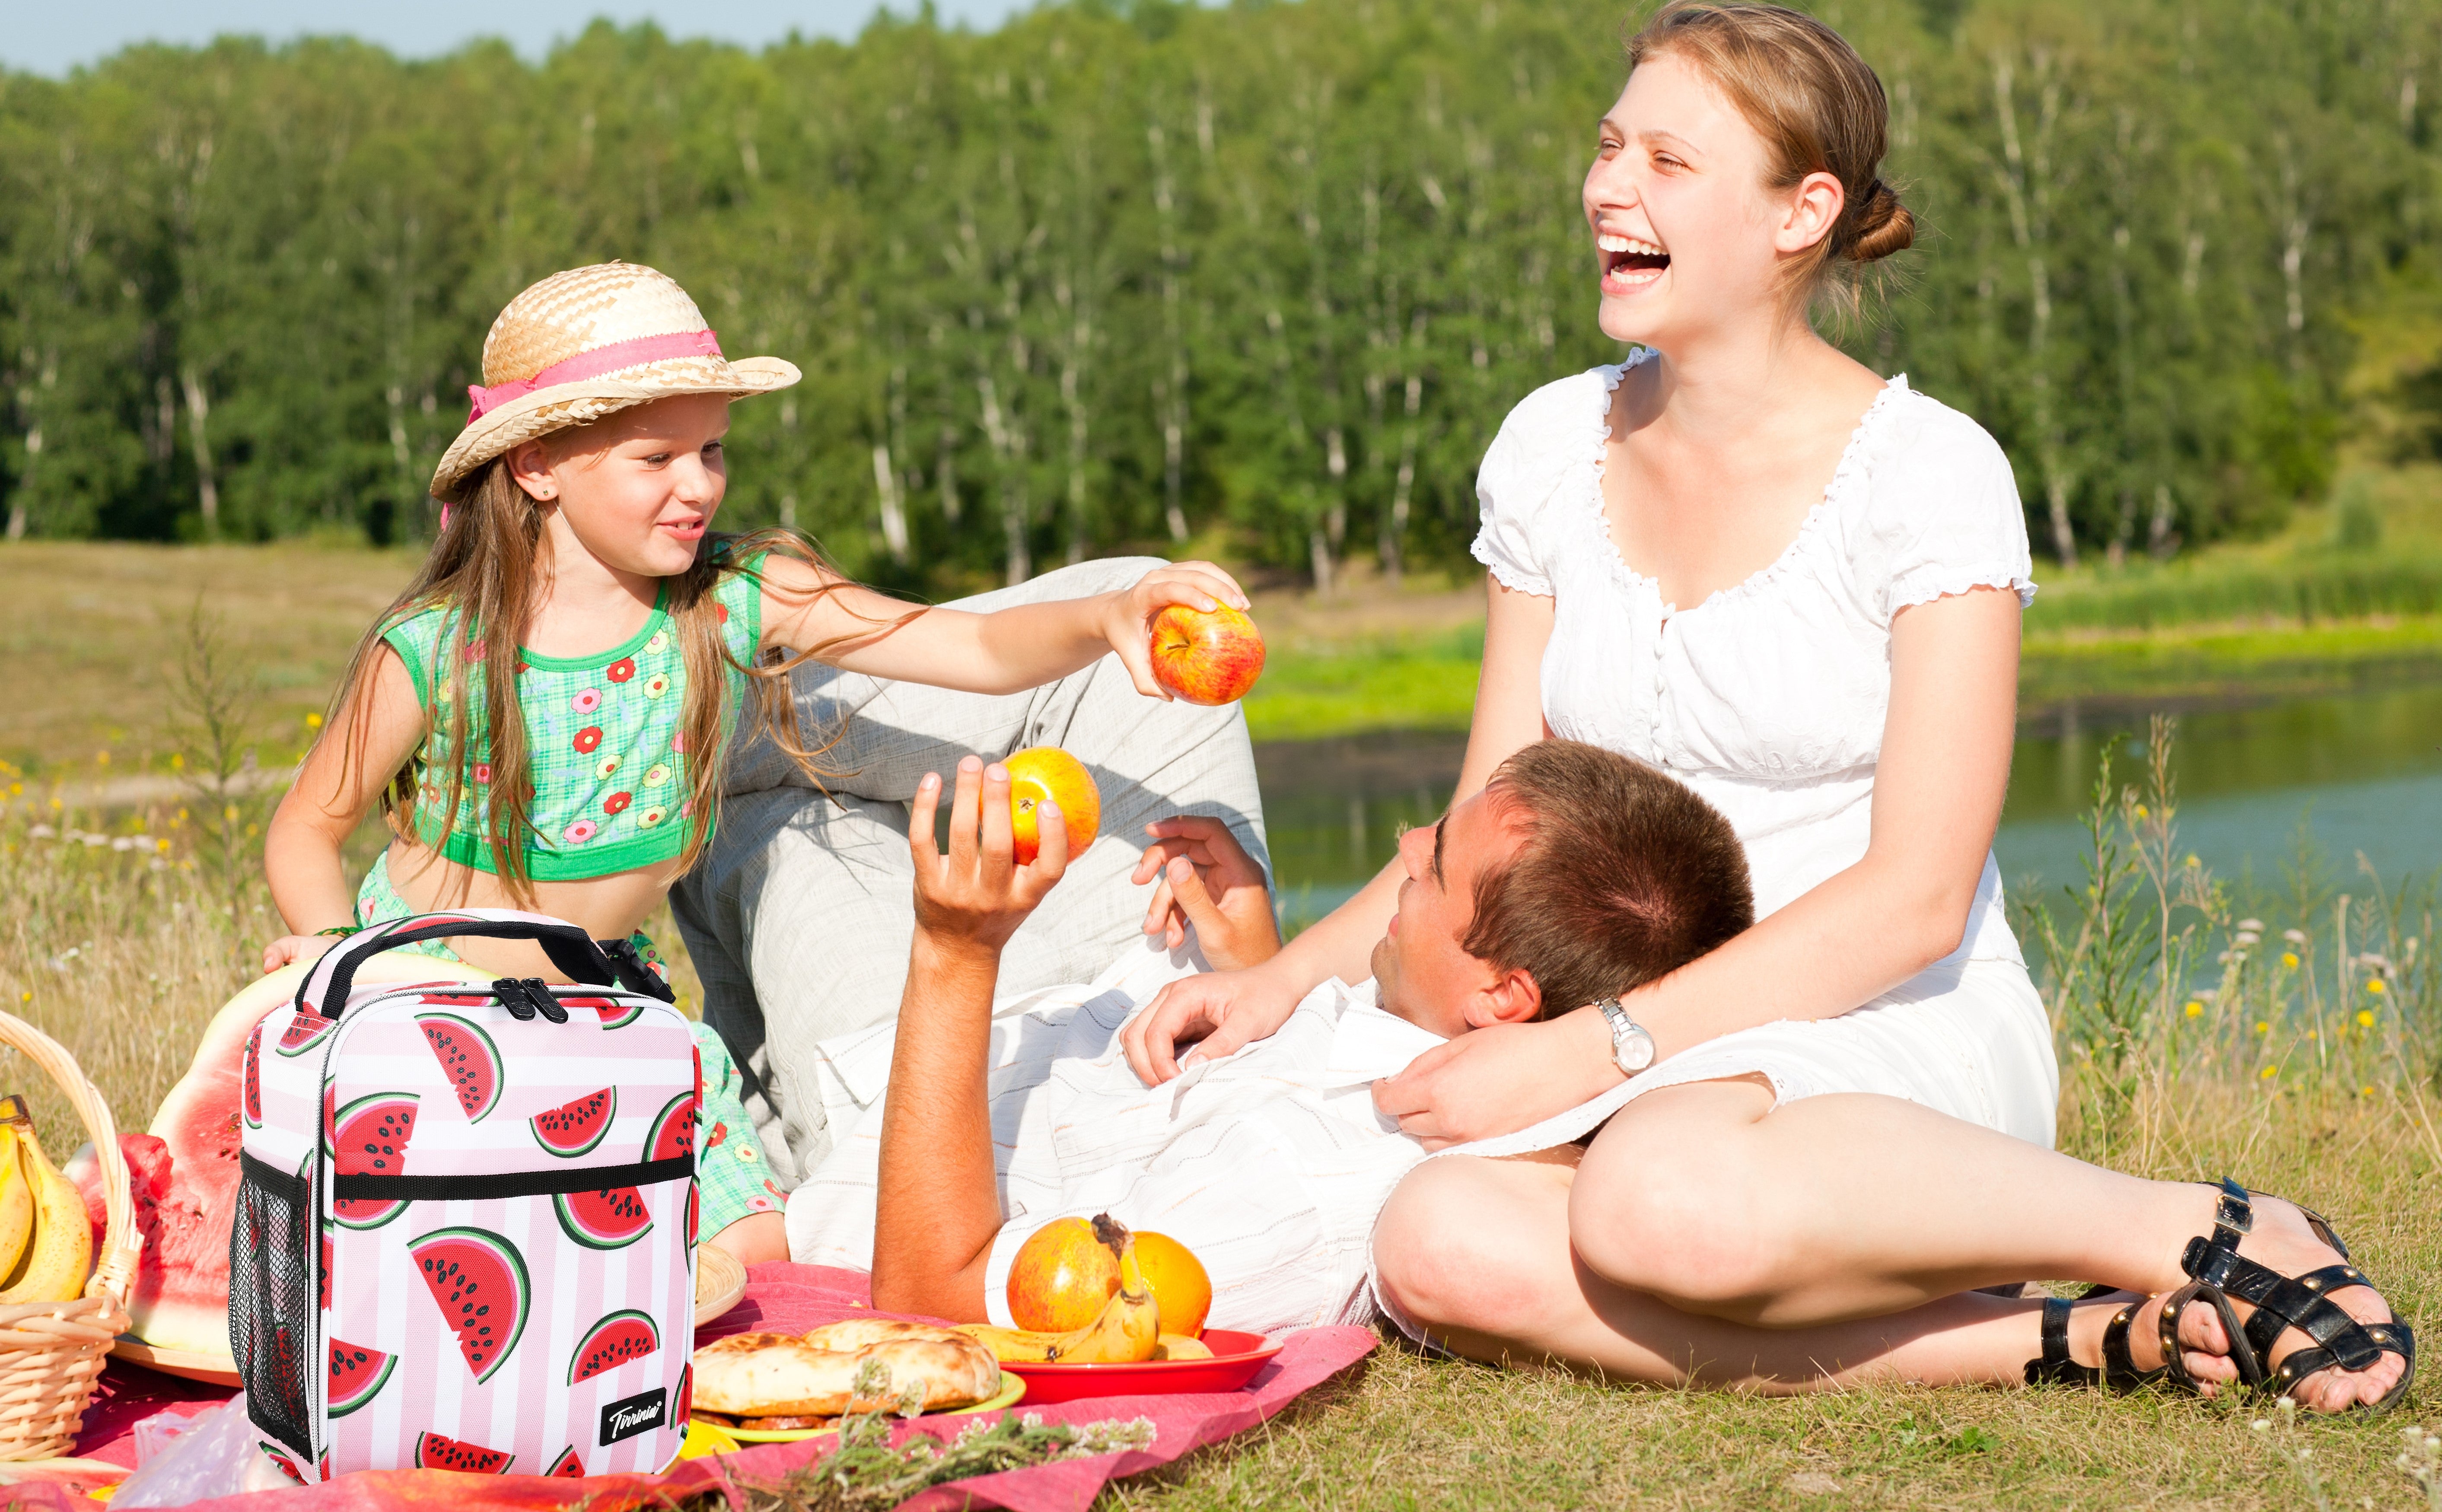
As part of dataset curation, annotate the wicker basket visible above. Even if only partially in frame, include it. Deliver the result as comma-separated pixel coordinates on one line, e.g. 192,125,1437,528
0,1010,138,1461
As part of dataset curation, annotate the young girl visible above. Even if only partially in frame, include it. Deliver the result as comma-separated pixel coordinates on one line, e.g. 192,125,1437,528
263,261,1245,1264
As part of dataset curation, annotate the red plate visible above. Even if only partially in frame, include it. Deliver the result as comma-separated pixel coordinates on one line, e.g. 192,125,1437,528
1000,1329,1282,1404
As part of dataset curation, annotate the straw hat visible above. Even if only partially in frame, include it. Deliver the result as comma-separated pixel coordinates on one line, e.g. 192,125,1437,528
430,262,800,503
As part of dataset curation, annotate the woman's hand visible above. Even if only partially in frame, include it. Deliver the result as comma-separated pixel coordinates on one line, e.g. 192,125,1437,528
1372,1009,1620,1150
261,933,343,976
908,755,1069,957
1099,560,1251,700
1120,958,1307,1085
1131,815,1280,971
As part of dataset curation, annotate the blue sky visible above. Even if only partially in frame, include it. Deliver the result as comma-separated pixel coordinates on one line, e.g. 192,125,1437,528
1,2,1035,76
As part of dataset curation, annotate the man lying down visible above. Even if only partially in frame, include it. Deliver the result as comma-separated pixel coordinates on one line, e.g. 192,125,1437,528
784,738,1754,1335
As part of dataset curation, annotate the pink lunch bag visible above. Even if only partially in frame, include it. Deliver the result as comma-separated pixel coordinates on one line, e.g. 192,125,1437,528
233,908,700,1483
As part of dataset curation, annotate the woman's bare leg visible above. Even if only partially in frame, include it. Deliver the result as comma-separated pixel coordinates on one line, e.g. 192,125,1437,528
1371,1151,2218,1391
1541,1081,2402,1410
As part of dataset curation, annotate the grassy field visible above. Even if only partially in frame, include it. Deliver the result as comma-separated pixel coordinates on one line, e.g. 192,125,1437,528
1,540,2438,1506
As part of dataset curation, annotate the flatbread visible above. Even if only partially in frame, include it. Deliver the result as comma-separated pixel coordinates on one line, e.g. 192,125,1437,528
691,1333,863,1417
802,1319,977,1353
692,1326,1000,1417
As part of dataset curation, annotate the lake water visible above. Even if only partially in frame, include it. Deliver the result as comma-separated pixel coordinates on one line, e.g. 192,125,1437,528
1255,682,2442,936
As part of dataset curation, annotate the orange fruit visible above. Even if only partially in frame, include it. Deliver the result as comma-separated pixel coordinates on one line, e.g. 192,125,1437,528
1004,746,1100,865
1133,1231,1212,1337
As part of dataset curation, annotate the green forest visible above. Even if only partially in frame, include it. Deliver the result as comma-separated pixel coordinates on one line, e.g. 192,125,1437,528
5,0,2442,588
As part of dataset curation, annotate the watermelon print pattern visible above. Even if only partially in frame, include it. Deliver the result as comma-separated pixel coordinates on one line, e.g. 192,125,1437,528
242,1028,264,1130
553,1187,652,1251
243,913,698,1481
416,1012,503,1121
646,1090,697,1164
328,1340,395,1418
275,1012,338,1058
329,1092,418,1230
413,1431,514,1474
568,1308,660,1384
529,1087,616,1157
409,1226,530,1383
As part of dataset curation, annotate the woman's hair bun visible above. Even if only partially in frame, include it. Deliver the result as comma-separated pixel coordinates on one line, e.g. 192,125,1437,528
1846,179,1915,263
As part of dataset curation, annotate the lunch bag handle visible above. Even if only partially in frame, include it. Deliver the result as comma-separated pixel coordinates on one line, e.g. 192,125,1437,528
297,908,666,1016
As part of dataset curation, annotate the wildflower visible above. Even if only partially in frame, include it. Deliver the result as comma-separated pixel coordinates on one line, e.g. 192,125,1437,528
2282,952,2300,969
304,711,322,729
2184,853,2200,867
2256,1021,2270,1035
2235,930,2261,947
2367,978,2385,995
2261,1065,2278,1079
2283,928,2308,945
94,750,108,766
2185,1001,2204,1018
2239,917,2265,932
2358,1010,2375,1028
2134,804,2148,819
2362,1085,2377,1096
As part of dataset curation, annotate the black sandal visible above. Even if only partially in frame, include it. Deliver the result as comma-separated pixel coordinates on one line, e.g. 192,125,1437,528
2023,1286,2165,1391
2161,1178,2417,1411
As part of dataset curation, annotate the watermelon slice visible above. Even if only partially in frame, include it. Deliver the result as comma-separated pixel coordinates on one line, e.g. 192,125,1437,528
565,996,643,1030
416,1012,503,1121
63,957,492,1360
530,1087,616,1158
675,1362,691,1421
240,1030,263,1130
410,1226,530,1382
329,1092,418,1230
275,1011,337,1057
327,1340,395,1417
319,1222,333,1312
413,1431,513,1474
553,1187,652,1251
568,1308,661,1384
646,1090,698,1163
546,1447,585,1478
259,1443,308,1484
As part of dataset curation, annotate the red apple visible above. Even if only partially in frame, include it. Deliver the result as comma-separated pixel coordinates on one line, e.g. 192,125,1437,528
1149,603,1266,706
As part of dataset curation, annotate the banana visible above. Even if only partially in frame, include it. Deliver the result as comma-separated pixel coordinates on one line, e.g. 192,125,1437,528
1041,1224,1160,1364
0,1124,92,1305
0,1129,35,1285
954,1324,1068,1364
1154,1333,1212,1361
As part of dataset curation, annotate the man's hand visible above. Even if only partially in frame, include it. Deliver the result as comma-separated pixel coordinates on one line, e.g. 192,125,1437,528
1371,1010,1621,1150
1132,815,1280,971
1119,960,1305,1085
1098,561,1251,700
909,755,1070,957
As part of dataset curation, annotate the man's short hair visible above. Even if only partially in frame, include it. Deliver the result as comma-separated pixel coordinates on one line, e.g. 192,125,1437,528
1463,740,1755,1018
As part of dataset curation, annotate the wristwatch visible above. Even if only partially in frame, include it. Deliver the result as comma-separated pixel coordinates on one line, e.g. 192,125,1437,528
1594,997,1657,1076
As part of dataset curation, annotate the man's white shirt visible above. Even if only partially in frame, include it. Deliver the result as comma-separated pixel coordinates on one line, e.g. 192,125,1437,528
783,937,1452,1335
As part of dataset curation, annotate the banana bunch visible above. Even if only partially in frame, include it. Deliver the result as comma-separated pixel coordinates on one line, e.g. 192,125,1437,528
0,1098,92,1306
961,1222,1162,1365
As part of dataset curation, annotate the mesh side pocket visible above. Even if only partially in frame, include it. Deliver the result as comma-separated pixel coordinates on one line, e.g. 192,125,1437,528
231,1151,318,1463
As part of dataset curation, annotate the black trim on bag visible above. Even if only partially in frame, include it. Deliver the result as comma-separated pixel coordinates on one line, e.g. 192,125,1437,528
331,1153,693,1202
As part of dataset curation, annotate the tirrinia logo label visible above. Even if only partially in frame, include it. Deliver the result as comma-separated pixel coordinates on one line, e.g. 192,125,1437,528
599,1387,668,1445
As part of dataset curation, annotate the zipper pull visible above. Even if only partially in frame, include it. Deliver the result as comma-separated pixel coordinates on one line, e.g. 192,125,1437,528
522,977,569,1024
490,977,539,1022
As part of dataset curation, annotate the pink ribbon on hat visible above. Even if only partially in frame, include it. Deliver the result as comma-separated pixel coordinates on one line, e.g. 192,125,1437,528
444,327,726,530
464,328,726,422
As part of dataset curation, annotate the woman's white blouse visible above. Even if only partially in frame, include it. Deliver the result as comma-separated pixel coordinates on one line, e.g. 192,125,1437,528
1471,353,2037,964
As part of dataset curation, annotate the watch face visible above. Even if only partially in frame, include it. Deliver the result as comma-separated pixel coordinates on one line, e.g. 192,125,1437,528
1621,1031,1656,1071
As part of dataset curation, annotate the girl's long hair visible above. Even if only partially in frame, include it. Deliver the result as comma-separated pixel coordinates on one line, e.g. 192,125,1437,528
322,456,909,905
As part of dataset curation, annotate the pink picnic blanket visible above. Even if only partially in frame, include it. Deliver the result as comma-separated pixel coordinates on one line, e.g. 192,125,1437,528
34,1264,1374,1511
